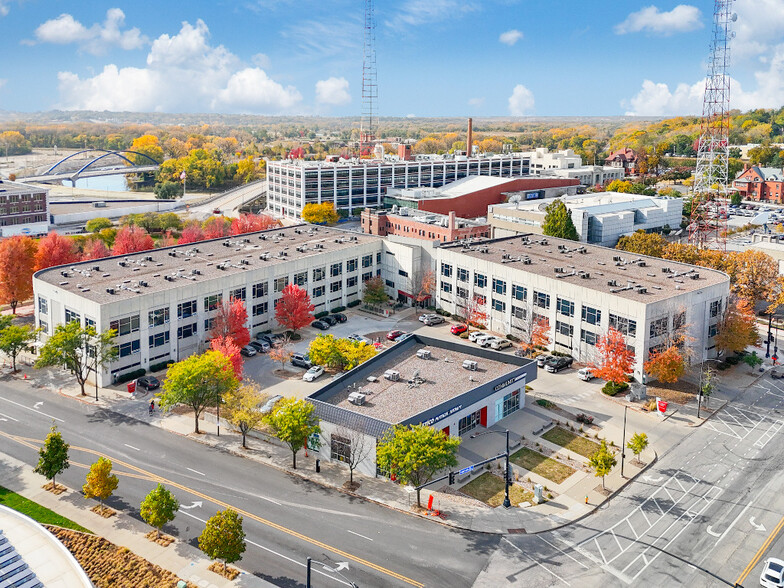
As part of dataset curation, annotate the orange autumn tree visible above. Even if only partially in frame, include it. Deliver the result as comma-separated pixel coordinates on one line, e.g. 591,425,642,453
519,314,550,355
715,297,760,356
35,231,79,270
460,294,487,330
82,239,110,260
210,336,242,379
230,213,279,235
210,297,250,349
592,327,634,391
0,235,37,314
644,346,686,384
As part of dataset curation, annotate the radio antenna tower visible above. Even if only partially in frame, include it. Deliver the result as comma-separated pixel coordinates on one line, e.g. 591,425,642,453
359,0,377,159
689,0,736,249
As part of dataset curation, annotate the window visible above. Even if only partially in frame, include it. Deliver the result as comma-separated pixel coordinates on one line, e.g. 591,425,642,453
440,263,452,277
534,291,550,309
709,300,722,318
330,262,343,277
492,278,507,295
39,320,48,334
376,251,382,264
398,269,408,277
708,324,718,337
362,271,372,282
512,284,527,301
204,317,216,331
330,281,342,293
253,302,268,316
149,332,170,348
502,389,520,418
347,276,358,288
556,320,573,337
441,281,453,293
650,317,668,338
313,267,326,282
330,435,351,463
492,298,506,312
581,306,601,325
385,279,395,288
294,271,307,287
178,300,197,319
557,298,574,317
110,315,140,336
458,410,482,436
580,329,597,346
230,287,246,301
474,273,487,288
347,258,358,272
609,314,637,337
274,277,288,292
512,305,526,320
457,267,469,282
85,317,96,330
148,307,170,327
65,308,81,325
456,286,468,299
313,286,325,298
116,340,140,358
474,294,486,306
673,311,686,331
38,297,48,315
362,254,373,268
204,293,222,312
253,282,269,298
177,323,197,339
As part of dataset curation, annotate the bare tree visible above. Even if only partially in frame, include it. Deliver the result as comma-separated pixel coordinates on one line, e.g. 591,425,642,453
455,292,487,330
408,267,435,308
326,419,374,489
510,301,551,354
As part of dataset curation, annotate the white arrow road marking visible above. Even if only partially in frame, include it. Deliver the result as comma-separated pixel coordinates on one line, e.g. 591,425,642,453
750,517,766,532
33,402,43,409
333,562,350,572
347,530,373,541
180,501,203,510
642,475,663,483
186,467,205,476
0,397,63,422
706,526,721,537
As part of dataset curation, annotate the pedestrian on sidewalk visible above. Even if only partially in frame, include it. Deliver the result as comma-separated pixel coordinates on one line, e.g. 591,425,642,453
149,400,155,416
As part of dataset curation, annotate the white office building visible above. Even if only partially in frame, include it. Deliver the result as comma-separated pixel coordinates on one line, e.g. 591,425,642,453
523,148,624,186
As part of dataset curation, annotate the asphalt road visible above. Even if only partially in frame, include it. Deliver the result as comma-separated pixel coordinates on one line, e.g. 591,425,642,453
0,378,498,588
479,377,784,587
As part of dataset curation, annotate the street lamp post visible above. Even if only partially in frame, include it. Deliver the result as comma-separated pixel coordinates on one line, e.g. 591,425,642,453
766,313,773,358
470,429,511,509
620,405,628,478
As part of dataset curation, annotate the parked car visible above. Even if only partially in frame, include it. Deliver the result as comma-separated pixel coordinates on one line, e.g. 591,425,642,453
536,354,553,368
423,315,445,326
478,335,500,348
418,313,438,322
213,208,221,214
387,330,406,341
348,333,372,345
311,320,330,330
330,313,347,323
474,333,495,346
303,365,325,382
577,367,595,381
136,376,160,391
321,315,338,326
249,340,270,353
771,369,784,379
290,353,312,369
490,338,512,350
239,345,257,357
260,394,283,414
451,324,468,335
469,331,488,343
256,333,285,347
545,356,574,373
760,558,784,588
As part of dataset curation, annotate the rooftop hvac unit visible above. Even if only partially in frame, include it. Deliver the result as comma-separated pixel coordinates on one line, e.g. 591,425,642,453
522,257,532,265
139,280,148,287
416,349,432,360
580,272,590,279
91,201,106,208
637,287,647,294
462,360,478,371
384,370,401,381
690,273,700,280
638,261,647,267
348,392,366,406
106,287,115,294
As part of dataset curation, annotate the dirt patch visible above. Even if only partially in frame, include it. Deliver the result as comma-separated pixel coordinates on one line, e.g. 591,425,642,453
532,397,601,431
272,368,303,380
90,505,116,518
42,482,67,495
594,485,612,496
342,481,361,492
145,531,175,546
208,562,240,580
646,379,698,405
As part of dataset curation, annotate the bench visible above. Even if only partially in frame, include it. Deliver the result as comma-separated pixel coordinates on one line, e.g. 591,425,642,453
509,437,522,450
533,421,554,437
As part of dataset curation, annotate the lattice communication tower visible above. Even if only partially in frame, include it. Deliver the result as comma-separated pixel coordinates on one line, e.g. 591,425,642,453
359,0,377,158
689,0,736,249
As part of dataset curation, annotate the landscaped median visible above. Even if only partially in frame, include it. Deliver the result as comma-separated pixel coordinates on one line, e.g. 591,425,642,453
0,484,91,533
460,472,534,507
509,447,576,484
542,426,603,458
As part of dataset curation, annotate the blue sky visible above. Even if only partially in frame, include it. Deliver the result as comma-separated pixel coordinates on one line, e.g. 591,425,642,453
0,0,781,117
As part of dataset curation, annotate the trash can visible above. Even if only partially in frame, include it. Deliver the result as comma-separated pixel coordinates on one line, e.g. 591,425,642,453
127,380,136,394
315,459,321,473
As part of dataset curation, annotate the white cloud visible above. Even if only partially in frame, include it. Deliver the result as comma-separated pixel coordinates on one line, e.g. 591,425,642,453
315,77,351,106
281,19,359,58
499,29,523,46
0,79,6,90
388,0,478,29
0,2,9,17
508,84,534,116
468,97,485,108
34,9,147,55
733,0,784,59
252,53,271,69
56,19,302,114
615,5,702,36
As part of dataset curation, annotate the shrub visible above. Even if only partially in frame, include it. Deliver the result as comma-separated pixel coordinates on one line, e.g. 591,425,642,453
149,360,174,373
347,300,360,308
314,311,329,319
602,381,629,396
717,363,729,371
435,309,451,317
459,331,470,339
331,305,346,313
536,399,556,409
116,369,146,384
726,356,739,366
506,334,520,342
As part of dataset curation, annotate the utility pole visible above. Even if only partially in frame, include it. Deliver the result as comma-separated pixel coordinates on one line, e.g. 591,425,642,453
766,312,773,358
620,406,628,478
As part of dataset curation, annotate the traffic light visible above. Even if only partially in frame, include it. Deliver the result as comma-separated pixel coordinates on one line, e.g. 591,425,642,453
449,472,455,485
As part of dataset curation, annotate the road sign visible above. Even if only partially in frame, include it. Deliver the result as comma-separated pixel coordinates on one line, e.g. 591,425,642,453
458,465,474,475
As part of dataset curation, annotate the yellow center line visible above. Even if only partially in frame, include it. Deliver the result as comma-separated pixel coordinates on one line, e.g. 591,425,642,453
736,513,784,586
1,431,425,587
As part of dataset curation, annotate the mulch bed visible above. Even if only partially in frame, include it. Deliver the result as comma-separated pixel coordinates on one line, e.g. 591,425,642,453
145,531,175,547
646,379,699,405
42,482,67,495
531,396,601,431
90,505,116,518
272,368,303,380
208,562,240,580
594,485,612,497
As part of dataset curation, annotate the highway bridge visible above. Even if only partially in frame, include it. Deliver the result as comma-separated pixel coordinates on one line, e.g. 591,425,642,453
23,165,159,183
18,148,160,184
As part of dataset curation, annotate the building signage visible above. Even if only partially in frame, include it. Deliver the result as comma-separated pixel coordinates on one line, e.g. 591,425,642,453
422,404,463,427
493,372,526,392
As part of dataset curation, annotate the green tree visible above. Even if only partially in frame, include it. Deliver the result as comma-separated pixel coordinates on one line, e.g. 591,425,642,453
35,323,117,396
34,425,69,491
730,192,743,206
376,424,461,507
198,509,246,573
85,217,113,233
0,324,37,372
140,484,180,539
743,350,763,371
158,350,239,434
362,275,388,305
153,180,182,200
264,398,320,469
82,457,118,509
626,432,649,465
224,384,266,449
542,199,579,241
616,230,667,258
700,366,717,408
588,440,617,490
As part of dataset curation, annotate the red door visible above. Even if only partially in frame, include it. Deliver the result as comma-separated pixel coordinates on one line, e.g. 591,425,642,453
442,426,450,437
480,406,488,427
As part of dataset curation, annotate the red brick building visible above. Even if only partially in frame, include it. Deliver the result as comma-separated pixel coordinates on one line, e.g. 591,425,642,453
361,209,490,242
733,165,784,203
604,148,638,176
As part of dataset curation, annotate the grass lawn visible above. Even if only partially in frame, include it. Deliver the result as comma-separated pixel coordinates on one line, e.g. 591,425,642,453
460,472,534,507
0,485,92,533
542,426,602,459
510,447,576,484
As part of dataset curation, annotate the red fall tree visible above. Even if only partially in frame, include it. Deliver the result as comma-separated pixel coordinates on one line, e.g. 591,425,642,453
211,336,243,379
274,283,315,333
178,222,205,244
210,297,250,349
202,217,231,240
0,236,37,313
592,327,634,384
35,231,79,270
81,239,111,260
112,226,154,255
230,213,279,235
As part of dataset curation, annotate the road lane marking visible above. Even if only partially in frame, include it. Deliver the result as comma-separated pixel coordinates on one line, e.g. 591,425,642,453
0,412,19,422
124,444,140,451
736,514,784,586
0,430,423,587
186,467,205,476
0,396,63,422
246,539,352,587
503,538,571,586
347,530,373,541
537,536,588,569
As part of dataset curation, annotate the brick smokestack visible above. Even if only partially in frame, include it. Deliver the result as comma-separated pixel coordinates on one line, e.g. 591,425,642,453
466,118,473,157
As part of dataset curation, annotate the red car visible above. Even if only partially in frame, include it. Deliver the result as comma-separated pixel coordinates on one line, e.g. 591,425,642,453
451,324,468,335
387,330,406,341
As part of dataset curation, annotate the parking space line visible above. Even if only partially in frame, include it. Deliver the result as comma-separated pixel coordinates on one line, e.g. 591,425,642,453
537,536,589,570
503,538,571,586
